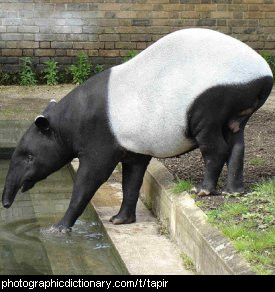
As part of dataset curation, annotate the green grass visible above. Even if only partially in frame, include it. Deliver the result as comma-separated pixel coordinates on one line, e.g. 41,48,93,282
206,178,275,275
249,158,266,166
180,253,196,273
173,179,193,193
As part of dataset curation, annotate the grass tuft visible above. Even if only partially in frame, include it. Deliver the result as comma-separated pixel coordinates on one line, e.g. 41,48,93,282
173,179,193,193
180,253,196,273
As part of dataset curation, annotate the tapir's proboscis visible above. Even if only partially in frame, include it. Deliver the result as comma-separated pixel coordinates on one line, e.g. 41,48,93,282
2,29,273,232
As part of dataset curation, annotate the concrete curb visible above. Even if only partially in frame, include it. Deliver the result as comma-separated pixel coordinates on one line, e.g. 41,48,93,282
141,158,254,275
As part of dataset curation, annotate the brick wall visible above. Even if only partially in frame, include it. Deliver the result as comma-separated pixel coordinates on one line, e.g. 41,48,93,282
0,0,274,71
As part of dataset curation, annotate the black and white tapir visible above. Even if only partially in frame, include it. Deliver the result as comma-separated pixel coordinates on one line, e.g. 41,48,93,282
2,28,273,232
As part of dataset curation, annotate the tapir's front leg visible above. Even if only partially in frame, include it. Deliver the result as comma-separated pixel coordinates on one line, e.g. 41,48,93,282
54,153,119,232
110,155,151,225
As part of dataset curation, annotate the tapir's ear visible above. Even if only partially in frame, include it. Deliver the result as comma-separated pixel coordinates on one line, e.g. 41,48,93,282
43,99,57,113
35,115,50,132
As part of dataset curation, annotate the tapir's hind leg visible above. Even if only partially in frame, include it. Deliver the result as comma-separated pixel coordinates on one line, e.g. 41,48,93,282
110,155,151,225
192,127,229,196
223,117,249,194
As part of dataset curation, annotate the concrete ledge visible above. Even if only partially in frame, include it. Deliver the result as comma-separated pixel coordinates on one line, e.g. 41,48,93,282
141,159,254,275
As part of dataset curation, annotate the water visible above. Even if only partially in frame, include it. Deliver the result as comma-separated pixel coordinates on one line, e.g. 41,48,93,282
0,160,127,275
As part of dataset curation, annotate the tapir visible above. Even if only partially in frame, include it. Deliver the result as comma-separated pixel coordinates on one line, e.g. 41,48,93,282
2,28,273,232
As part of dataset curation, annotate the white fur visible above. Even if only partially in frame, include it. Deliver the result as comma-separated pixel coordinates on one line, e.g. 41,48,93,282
50,99,57,103
107,28,273,157
35,114,44,122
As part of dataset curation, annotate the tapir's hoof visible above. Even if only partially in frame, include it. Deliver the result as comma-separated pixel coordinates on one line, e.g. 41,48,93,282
222,186,245,196
49,224,72,234
191,186,218,197
109,214,136,225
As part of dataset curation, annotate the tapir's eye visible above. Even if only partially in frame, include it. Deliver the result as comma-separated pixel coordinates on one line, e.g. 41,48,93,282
27,154,34,162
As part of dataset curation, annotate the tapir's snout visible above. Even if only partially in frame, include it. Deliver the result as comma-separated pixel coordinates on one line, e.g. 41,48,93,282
2,201,11,209
2,180,19,209
2,190,13,208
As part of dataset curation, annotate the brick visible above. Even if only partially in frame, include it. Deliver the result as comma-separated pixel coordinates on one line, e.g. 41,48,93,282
265,12,275,18
82,26,100,34
148,26,171,34
105,42,115,49
22,34,35,41
132,19,151,26
2,19,22,26
117,11,140,18
1,34,23,41
35,49,56,57
88,50,98,56
6,26,18,33
180,11,200,18
234,12,244,19
180,0,200,3
17,41,39,49
6,41,17,49
55,49,67,56
67,49,88,56
260,19,275,26
228,19,247,26
131,34,152,42
67,34,98,42
115,42,136,49
120,34,131,42
40,42,51,49
23,49,34,57
51,42,73,49
97,19,119,27
248,4,262,10
99,34,120,42
99,50,120,57
246,11,265,18
66,3,89,11
211,11,233,18
51,26,72,34
153,4,164,10
163,4,184,11
242,0,263,3
263,4,275,11
264,42,275,49
196,19,217,26
98,3,121,10
73,42,101,50
228,4,248,11
217,19,227,26
18,26,39,34
195,4,217,11
212,0,232,3
54,57,72,64
136,42,148,49
2,49,22,57
151,11,170,18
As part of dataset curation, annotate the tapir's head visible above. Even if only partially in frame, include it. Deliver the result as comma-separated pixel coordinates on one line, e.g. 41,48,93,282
2,100,71,208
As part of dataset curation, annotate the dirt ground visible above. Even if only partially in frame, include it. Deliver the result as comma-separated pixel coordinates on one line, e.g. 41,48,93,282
161,91,275,209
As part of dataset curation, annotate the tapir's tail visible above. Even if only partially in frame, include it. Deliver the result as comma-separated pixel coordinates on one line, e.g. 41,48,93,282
257,75,273,106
